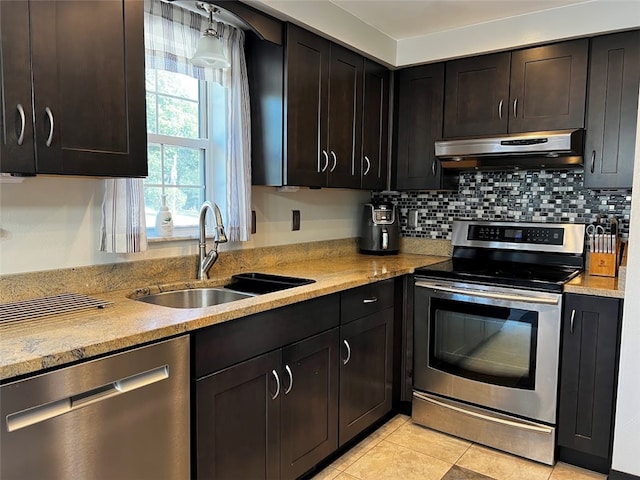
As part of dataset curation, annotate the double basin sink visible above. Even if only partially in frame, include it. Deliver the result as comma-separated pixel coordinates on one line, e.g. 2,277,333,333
135,273,315,309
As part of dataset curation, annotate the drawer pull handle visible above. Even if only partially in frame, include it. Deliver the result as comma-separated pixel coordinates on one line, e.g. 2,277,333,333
284,365,293,395
342,340,351,365
363,297,378,304
271,369,280,400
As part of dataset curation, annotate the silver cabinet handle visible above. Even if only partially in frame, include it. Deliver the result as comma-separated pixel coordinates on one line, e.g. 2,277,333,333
284,365,293,395
342,340,351,365
498,99,503,120
329,150,337,172
590,150,596,174
271,369,280,400
570,309,576,334
513,98,518,119
44,107,54,147
363,155,371,176
321,150,329,172
363,297,378,304
16,104,26,145
431,159,437,176
6,365,169,432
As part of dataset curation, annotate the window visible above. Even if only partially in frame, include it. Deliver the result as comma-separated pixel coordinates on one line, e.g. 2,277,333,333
144,68,227,236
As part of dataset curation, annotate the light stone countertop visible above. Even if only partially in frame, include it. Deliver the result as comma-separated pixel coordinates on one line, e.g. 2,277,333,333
1,236,625,382
0,252,447,382
564,273,625,299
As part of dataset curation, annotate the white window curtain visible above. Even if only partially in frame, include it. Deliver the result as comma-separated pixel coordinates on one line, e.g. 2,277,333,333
100,178,147,253
143,0,252,242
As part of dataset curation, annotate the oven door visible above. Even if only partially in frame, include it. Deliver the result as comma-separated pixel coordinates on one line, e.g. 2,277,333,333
413,279,562,424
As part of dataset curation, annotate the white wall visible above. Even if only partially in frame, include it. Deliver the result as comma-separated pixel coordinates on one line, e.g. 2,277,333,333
0,178,369,275
611,96,640,477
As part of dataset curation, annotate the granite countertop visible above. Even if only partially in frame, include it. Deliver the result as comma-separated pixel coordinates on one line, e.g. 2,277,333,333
1,242,625,382
0,252,446,382
564,272,625,299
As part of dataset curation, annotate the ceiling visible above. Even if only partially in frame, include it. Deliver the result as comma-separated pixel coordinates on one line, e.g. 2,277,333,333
327,0,590,40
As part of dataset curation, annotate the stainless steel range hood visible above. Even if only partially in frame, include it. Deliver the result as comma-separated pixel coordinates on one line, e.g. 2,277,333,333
435,129,584,171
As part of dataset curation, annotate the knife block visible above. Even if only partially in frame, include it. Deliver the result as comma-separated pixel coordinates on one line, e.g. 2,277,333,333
588,245,619,277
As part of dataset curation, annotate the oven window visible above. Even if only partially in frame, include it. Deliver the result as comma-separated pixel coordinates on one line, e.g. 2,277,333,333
429,298,538,389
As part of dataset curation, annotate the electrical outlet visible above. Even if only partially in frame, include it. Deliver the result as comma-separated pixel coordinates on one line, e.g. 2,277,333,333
408,210,418,228
292,210,300,231
251,210,257,234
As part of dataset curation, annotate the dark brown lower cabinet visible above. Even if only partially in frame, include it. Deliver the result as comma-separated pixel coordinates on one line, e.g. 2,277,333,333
339,307,394,446
197,350,281,480
196,328,339,480
557,293,622,473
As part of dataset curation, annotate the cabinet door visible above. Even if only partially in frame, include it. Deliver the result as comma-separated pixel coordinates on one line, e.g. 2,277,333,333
339,309,393,446
584,30,640,190
196,350,281,480
28,0,146,176
509,39,588,133
394,63,446,190
443,52,510,137
286,24,330,187
558,294,621,461
361,59,390,191
0,0,35,175
326,45,362,188
281,329,339,480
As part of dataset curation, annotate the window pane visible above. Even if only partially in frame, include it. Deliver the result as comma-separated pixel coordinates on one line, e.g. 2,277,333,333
145,143,162,184
163,146,204,186
146,92,157,134
171,186,203,227
145,69,157,93
157,96,199,138
144,186,164,230
156,70,199,101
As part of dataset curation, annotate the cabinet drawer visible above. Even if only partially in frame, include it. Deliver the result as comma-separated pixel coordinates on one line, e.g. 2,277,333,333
341,279,394,324
194,294,339,378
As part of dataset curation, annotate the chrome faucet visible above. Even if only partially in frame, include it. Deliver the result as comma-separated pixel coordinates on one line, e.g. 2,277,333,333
198,201,228,280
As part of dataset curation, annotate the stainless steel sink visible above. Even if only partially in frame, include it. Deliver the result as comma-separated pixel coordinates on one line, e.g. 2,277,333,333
135,288,255,309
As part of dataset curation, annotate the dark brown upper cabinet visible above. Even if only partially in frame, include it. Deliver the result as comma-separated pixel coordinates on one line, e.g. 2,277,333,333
247,23,390,190
443,52,510,137
394,63,456,191
584,30,640,190
283,24,362,188
0,0,147,177
360,60,390,191
443,39,588,138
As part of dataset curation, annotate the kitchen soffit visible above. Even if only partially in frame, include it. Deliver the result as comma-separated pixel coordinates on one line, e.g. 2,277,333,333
327,0,589,40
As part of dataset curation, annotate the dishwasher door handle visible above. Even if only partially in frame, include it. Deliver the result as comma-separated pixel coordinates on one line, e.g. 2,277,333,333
6,365,169,432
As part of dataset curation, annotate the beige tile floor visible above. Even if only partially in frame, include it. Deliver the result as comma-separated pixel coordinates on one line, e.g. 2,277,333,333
312,415,607,480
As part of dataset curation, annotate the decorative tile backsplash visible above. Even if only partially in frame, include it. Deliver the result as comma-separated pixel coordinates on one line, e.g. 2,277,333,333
373,170,632,240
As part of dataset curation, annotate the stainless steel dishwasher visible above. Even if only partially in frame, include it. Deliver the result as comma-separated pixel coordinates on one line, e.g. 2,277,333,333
0,335,190,479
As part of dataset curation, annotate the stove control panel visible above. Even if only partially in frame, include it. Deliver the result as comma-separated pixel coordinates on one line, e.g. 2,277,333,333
468,225,565,245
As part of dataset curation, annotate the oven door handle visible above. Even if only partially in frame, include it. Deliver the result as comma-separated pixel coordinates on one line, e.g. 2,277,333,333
415,282,559,305
413,392,554,434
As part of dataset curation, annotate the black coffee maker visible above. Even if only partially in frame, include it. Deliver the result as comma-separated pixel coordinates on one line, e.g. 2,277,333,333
358,203,400,254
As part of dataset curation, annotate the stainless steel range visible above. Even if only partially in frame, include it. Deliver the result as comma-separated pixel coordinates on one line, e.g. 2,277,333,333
412,220,585,465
